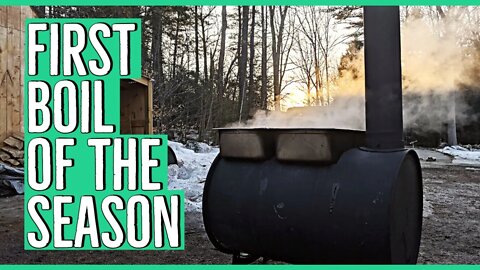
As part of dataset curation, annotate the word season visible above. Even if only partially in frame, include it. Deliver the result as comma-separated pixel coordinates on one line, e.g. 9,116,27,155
27,194,181,249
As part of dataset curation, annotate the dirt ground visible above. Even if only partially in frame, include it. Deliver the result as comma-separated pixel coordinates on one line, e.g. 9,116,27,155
0,159,478,264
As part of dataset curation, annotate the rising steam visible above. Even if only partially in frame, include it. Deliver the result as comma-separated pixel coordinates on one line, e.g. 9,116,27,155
229,9,479,133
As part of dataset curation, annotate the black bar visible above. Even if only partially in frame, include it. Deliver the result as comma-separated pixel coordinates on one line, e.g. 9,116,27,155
363,6,404,149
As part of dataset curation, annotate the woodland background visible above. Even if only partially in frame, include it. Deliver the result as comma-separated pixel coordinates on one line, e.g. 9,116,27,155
31,6,480,146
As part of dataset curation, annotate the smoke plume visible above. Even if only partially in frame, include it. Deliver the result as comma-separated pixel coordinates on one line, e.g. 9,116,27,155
230,9,480,134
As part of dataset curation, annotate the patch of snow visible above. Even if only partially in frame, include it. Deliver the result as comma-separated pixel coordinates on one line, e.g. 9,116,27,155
423,195,433,218
451,159,480,166
437,146,480,165
448,145,469,151
184,141,213,153
168,141,219,212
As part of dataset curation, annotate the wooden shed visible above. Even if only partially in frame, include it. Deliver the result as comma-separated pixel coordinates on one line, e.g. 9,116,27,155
120,78,153,134
120,78,177,165
0,7,153,140
0,6,36,142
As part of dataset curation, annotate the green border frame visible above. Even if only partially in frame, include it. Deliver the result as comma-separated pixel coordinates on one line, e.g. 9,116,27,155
3,0,480,267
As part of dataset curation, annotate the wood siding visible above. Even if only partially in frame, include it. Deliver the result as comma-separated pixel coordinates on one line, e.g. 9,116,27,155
0,6,35,141
120,78,154,135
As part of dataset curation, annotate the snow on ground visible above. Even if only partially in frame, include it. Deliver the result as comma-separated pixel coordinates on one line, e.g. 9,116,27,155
438,146,480,165
423,194,434,218
167,142,478,215
168,141,219,212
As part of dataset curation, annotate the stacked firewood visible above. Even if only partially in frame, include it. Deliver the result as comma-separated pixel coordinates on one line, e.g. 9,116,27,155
0,133,24,167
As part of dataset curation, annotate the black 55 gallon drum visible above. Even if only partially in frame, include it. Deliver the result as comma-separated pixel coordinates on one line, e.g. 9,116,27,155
203,128,422,264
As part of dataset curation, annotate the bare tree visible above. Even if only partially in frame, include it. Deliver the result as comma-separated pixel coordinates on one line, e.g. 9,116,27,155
294,7,324,105
261,6,268,109
436,6,460,145
238,6,249,120
194,6,200,86
217,7,227,99
151,7,165,121
292,29,316,106
248,6,256,115
294,6,351,106
198,6,216,139
269,6,289,110
171,10,181,78
216,6,227,127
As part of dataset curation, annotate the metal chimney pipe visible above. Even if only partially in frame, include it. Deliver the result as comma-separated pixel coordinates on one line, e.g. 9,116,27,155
363,6,404,149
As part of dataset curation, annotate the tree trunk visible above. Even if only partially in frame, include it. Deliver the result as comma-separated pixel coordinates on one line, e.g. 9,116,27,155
206,52,215,133
325,53,329,105
201,9,209,82
172,13,180,78
152,7,164,90
141,7,149,74
437,6,458,145
194,6,200,85
232,6,242,104
247,6,256,116
269,6,280,110
447,91,458,145
151,7,164,129
216,6,227,127
218,6,227,99
314,62,322,106
307,79,311,106
238,6,249,120
261,6,268,110
199,7,210,141
269,6,288,111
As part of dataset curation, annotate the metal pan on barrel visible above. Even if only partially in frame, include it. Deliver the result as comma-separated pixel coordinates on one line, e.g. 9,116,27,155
218,127,365,164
